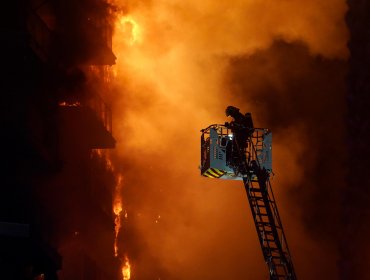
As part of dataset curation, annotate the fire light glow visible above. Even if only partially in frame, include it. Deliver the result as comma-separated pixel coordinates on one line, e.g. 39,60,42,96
107,0,350,278
113,174,123,257
115,16,142,46
122,255,131,280
91,149,131,279
112,173,131,280
59,101,81,107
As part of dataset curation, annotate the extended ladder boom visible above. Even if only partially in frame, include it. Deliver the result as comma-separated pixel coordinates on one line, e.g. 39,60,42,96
242,138,296,280
229,107,297,280
200,106,297,279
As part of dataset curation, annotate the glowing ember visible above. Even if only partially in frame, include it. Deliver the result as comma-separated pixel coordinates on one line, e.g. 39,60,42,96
59,101,81,107
122,255,131,280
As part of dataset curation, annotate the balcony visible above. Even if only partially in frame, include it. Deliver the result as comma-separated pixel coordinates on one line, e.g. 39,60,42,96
59,94,115,149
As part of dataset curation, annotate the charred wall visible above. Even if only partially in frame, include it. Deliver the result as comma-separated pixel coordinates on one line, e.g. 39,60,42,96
341,1,370,279
0,0,118,279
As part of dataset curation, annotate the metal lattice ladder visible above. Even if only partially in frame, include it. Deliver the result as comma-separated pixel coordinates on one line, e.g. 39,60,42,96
241,140,297,280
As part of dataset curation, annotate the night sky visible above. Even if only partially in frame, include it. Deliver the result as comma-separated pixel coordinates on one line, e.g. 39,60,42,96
2,0,370,279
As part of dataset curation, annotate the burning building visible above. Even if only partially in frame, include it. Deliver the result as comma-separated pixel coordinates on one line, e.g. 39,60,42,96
1,0,370,279
0,0,123,279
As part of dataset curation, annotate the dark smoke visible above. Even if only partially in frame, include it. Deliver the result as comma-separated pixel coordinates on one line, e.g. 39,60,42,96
224,40,347,279
108,0,350,276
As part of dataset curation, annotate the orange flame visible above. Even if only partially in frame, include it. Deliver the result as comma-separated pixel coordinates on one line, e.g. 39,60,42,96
115,15,142,46
113,175,132,280
122,255,131,280
98,149,130,278
113,174,123,257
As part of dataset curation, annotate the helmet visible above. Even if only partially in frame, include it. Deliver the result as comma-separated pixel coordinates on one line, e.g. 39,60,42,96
225,106,240,117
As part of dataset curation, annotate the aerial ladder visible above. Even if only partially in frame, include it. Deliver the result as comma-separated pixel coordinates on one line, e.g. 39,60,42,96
200,106,297,280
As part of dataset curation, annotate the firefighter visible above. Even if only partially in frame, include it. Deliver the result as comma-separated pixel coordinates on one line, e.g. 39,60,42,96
225,106,254,130
225,106,254,148
224,106,254,174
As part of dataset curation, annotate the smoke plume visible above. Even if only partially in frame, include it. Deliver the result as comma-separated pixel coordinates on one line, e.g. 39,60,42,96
109,0,349,279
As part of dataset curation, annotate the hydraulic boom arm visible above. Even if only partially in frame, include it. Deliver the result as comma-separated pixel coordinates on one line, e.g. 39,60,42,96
242,139,296,280
200,106,297,279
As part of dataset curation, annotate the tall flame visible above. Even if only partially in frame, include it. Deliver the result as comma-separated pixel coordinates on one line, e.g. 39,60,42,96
122,255,131,280
92,149,130,279
112,172,131,280
113,174,123,257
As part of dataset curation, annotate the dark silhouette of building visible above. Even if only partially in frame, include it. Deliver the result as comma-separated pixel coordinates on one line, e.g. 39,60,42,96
0,0,119,279
341,1,370,279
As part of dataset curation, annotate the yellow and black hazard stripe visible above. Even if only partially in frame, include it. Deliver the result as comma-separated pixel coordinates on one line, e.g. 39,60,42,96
202,168,226,179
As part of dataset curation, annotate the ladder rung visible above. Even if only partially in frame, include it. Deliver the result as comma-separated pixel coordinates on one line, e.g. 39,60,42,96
274,263,286,267
256,214,268,218
252,200,266,206
258,224,270,230
264,241,278,246
271,255,283,259
257,221,271,226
